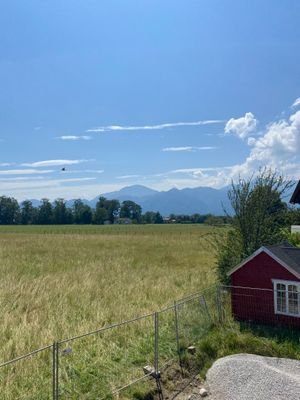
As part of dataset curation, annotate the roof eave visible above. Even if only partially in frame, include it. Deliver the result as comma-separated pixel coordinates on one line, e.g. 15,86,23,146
290,180,300,204
227,246,300,280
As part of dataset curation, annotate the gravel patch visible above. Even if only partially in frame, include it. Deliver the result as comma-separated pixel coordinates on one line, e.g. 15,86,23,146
206,354,300,400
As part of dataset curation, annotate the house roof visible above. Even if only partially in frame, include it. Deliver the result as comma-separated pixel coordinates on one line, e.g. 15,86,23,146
227,243,300,279
290,180,300,204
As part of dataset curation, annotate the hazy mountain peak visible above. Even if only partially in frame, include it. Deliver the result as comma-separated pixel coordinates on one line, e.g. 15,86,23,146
115,185,158,197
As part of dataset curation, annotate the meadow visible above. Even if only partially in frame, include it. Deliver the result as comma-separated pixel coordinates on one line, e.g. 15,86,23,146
0,224,220,398
1,224,299,399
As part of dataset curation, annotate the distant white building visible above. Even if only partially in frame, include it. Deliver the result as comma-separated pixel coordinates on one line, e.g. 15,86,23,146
115,218,132,225
292,225,300,234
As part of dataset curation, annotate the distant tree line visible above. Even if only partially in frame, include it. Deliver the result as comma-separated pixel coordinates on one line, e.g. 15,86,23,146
0,196,144,225
167,213,232,225
0,195,242,225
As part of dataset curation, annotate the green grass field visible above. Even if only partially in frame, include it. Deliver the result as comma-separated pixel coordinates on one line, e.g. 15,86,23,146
0,224,219,355
0,224,221,399
1,224,299,399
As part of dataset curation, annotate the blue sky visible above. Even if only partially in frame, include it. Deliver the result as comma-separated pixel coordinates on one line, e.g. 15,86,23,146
1,0,300,200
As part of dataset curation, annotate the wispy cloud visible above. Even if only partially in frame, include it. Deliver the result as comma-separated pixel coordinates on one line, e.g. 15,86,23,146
0,177,96,190
0,163,14,167
116,174,141,179
148,165,241,189
292,97,300,108
57,135,92,141
162,146,218,152
165,167,233,177
2,178,122,201
0,177,43,181
63,169,104,174
22,159,89,167
57,177,96,183
86,119,224,133
0,169,54,175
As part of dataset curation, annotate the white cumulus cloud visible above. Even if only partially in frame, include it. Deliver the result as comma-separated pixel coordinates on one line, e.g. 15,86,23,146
245,110,300,170
225,112,257,139
247,137,256,146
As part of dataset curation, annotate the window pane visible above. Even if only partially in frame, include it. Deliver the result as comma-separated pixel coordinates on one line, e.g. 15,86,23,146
288,285,299,315
277,283,286,291
276,284,286,313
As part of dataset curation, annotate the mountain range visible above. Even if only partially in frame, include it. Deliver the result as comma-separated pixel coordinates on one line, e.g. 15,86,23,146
29,185,231,215
92,185,231,216
26,180,299,217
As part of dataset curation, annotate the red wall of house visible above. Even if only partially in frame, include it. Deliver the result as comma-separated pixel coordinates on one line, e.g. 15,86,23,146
230,251,300,327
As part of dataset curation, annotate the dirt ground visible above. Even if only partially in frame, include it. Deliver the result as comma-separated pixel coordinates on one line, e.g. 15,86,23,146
151,366,212,400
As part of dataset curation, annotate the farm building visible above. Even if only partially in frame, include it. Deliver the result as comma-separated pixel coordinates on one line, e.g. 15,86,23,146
227,243,300,327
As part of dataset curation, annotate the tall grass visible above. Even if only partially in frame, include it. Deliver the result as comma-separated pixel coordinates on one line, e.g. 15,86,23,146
0,224,220,398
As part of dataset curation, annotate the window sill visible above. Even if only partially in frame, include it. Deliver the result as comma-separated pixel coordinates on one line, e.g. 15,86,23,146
275,311,300,318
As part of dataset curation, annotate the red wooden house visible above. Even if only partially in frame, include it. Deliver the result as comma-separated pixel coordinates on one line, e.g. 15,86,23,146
227,243,300,327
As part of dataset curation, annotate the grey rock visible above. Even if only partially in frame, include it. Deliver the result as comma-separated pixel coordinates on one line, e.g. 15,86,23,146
206,354,300,400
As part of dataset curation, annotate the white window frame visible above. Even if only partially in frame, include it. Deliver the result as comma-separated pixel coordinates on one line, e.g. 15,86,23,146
272,279,300,318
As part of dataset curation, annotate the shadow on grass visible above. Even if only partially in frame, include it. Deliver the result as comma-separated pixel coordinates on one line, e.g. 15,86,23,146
239,320,300,344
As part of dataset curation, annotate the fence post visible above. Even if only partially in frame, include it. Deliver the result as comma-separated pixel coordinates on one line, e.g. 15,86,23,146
53,342,55,400
216,286,225,323
174,301,183,373
199,294,211,322
154,312,159,374
154,312,163,399
52,342,59,400
52,342,58,400
56,342,59,399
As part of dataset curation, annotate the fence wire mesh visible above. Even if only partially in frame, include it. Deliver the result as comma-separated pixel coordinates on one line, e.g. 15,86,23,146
156,306,178,371
173,287,220,375
57,313,156,399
